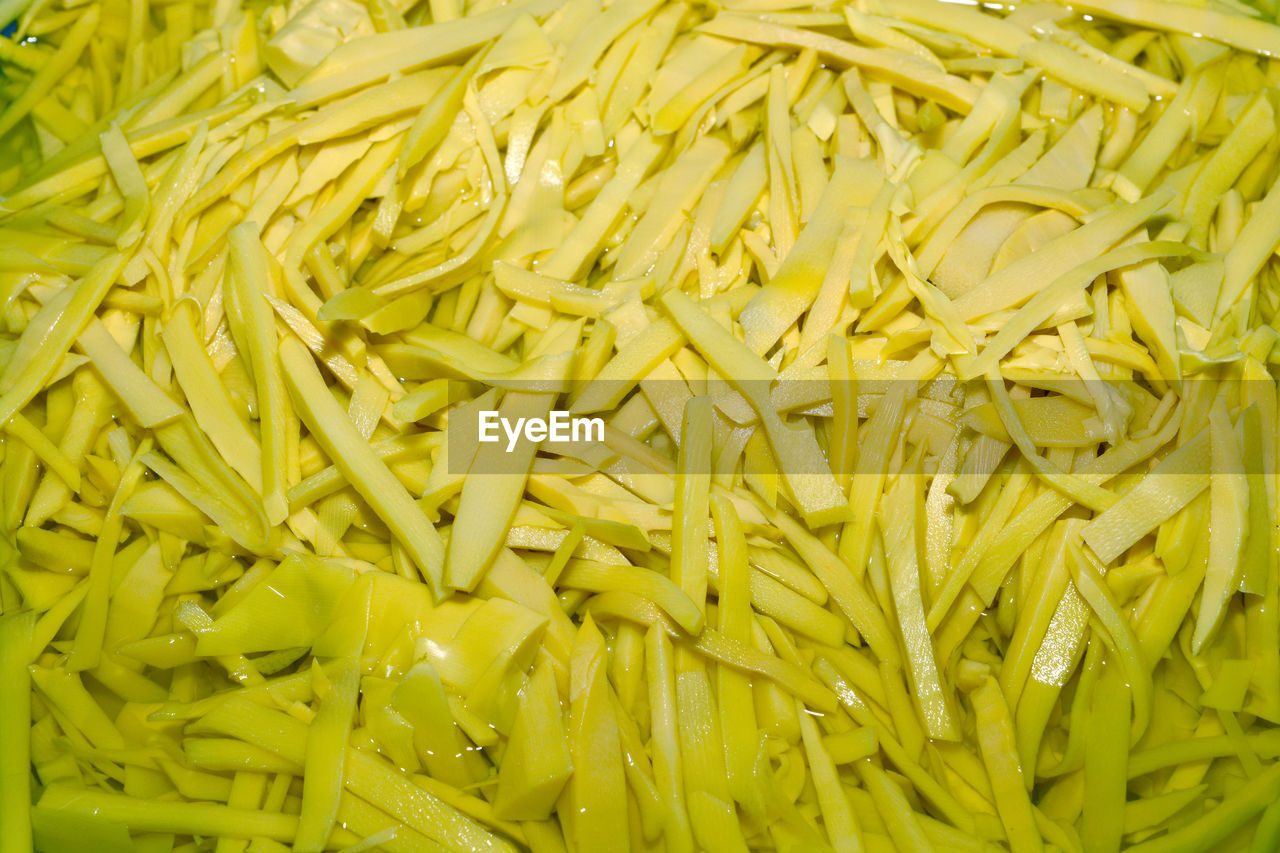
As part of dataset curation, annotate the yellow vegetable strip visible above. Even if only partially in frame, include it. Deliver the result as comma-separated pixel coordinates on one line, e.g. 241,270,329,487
916,185,1090,278
952,190,1171,321
143,118,209,269
1065,0,1280,56
194,698,510,851
615,136,730,280
279,336,445,595
824,728,877,765
0,612,35,853
815,661,977,834
393,378,452,423
882,475,958,741
0,37,45,73
709,143,766,255
1067,544,1150,742
99,122,150,249
594,594,828,710
1122,785,1208,837
393,662,486,789
1194,399,1248,653
985,368,1117,513
857,759,934,853
710,495,765,821
1017,585,1099,777
882,0,1030,56
698,14,979,112
68,443,148,672
492,660,572,820
565,616,629,853
657,626,821,714
1043,24,1177,100
1183,94,1274,247
3,412,80,491
672,396,712,620
970,677,1043,853
745,569,844,645
286,137,403,287
36,784,300,841
162,299,262,490
1253,801,1280,853
407,757,529,845
610,692,666,841
1127,732,1280,778
662,290,847,526
491,262,628,316
370,198,507,302
843,7,942,69
75,320,181,427
1081,430,1210,565
972,414,1181,600
1126,762,1280,853
448,391,554,591
220,772,267,853
1117,71,1201,193
1219,171,1280,318
761,64,797,262
539,133,665,282
765,503,899,668
961,241,1191,379
560,560,703,635
225,223,290,525
295,658,361,852
999,521,1076,706
888,223,976,356
655,41,752,134
928,464,1033,627
675,650,747,852
294,69,454,150
549,0,663,102
571,319,684,415
184,740,302,775
24,372,109,527
1238,399,1270,597
645,623,695,853
0,251,128,428
839,382,907,583
77,322,273,552
739,156,862,355
397,55,483,180
28,664,125,750
0,5,99,139
1017,41,1148,112
287,0,562,108
797,709,865,852
934,64,1028,166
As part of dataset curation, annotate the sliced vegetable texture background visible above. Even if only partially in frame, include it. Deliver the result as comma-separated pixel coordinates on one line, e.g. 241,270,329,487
5,0,1280,849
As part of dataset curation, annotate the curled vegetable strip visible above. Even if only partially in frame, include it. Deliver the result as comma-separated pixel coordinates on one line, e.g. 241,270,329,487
1066,541,1152,741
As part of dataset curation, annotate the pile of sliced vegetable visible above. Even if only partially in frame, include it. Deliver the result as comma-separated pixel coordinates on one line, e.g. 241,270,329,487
4,0,1280,849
